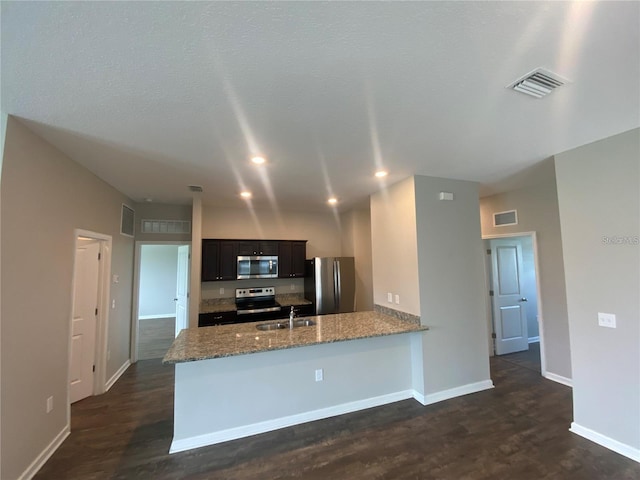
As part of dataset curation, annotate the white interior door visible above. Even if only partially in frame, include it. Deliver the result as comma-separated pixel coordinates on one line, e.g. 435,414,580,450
491,238,529,355
70,241,100,403
175,245,190,336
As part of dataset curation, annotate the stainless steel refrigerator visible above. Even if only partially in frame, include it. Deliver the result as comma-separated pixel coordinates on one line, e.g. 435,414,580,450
304,257,356,315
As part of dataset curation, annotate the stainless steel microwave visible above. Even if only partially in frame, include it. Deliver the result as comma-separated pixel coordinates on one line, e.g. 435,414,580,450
237,255,278,279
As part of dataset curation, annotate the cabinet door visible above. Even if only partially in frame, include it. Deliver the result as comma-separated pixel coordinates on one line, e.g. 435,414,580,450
201,240,220,281
258,241,278,256
218,241,237,280
290,241,307,277
237,241,257,256
278,241,293,278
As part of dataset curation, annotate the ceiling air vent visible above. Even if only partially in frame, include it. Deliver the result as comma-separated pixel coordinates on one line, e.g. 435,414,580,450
188,185,203,193
508,68,567,99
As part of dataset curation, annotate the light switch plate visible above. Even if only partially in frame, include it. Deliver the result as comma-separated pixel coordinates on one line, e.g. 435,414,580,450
387,292,393,303
395,294,400,305
598,312,616,328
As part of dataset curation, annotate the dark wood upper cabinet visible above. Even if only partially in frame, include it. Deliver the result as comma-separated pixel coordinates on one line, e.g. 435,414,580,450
237,241,278,256
201,240,237,281
278,241,307,278
202,239,305,281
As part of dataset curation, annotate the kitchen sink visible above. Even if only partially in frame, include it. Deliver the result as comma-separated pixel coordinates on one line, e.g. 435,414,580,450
256,319,316,331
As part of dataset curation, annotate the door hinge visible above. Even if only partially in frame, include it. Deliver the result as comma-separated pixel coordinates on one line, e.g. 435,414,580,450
489,290,494,297
95,307,98,316
98,252,101,260
486,249,491,255
491,332,497,339
92,365,96,372
187,292,190,298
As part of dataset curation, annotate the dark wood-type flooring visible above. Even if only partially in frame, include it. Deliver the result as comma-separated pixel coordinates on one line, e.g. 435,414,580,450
137,317,175,360
35,354,639,479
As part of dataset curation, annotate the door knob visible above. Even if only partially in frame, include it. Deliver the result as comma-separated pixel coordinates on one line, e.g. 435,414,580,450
519,297,528,302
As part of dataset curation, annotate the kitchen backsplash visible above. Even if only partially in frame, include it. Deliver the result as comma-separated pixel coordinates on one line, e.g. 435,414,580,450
201,277,305,299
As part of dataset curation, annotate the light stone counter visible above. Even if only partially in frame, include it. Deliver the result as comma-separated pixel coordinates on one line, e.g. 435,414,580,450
164,311,428,364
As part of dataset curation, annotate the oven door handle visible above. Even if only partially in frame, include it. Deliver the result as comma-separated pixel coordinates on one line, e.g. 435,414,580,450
236,306,282,315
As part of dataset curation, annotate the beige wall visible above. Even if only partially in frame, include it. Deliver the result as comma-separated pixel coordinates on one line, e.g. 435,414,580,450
414,175,491,394
555,128,639,453
202,205,342,258
479,157,571,380
0,117,135,480
370,177,420,315
340,207,374,311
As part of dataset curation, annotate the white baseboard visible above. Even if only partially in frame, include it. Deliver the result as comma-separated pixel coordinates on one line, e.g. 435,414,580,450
170,389,415,453
138,314,175,320
18,424,70,480
413,379,495,406
543,371,572,388
528,336,540,344
105,360,131,391
570,422,640,463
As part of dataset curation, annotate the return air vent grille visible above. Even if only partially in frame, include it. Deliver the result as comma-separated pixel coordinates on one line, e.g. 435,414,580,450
508,68,566,98
121,204,135,237
493,210,518,227
141,219,191,235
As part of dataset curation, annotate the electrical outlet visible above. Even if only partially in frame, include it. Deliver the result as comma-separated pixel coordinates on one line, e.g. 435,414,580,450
315,369,323,382
387,292,393,303
598,312,616,328
219,287,224,295
111,299,116,309
46,396,53,413
395,294,400,305
291,284,295,290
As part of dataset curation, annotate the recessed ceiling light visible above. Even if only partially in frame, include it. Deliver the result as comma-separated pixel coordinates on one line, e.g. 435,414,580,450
251,156,266,165
144,198,153,203
375,170,388,178
240,191,252,199
327,197,338,205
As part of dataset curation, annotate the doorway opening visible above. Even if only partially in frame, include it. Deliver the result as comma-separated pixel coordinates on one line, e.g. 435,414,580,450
69,229,112,406
483,232,546,376
131,242,190,362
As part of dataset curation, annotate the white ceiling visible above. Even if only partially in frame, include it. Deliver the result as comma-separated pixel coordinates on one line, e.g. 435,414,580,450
2,1,639,211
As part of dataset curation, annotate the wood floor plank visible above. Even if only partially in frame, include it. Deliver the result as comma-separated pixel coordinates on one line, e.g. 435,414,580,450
34,356,640,479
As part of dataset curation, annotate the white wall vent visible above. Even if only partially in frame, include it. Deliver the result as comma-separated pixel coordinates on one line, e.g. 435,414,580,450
121,204,135,237
493,210,518,227
508,68,567,98
141,219,191,235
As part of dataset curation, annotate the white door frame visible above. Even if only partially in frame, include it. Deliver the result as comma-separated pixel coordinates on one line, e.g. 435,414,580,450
67,229,112,416
482,231,547,376
131,240,191,363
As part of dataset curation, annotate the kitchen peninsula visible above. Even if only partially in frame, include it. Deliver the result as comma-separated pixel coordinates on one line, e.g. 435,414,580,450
163,310,428,453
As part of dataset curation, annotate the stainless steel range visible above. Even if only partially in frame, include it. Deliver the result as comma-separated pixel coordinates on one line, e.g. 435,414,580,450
235,287,281,318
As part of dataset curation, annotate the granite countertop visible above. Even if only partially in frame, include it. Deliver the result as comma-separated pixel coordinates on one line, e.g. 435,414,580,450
163,311,428,364
199,295,312,314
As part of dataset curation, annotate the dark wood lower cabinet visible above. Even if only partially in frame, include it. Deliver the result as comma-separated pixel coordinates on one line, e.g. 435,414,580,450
198,311,237,327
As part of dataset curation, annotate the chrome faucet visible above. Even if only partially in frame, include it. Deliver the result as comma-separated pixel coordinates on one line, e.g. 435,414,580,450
289,306,295,329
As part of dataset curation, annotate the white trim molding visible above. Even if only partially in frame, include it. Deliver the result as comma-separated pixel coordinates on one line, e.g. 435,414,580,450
170,390,414,454
18,425,70,480
138,314,176,320
570,422,640,463
413,380,495,406
543,372,572,388
105,360,131,392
